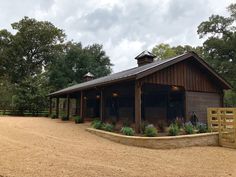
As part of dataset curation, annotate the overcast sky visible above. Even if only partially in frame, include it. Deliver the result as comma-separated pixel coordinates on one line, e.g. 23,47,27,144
0,0,234,72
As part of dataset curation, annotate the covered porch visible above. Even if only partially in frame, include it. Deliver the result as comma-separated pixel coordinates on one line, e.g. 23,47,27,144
49,80,185,132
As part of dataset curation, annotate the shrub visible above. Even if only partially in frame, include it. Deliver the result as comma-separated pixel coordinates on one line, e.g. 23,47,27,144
141,120,149,134
184,122,194,134
50,114,57,119
91,119,101,126
168,123,180,136
174,117,184,128
74,115,83,124
120,126,135,136
144,124,158,137
103,123,114,132
91,120,104,130
196,122,208,133
61,114,69,121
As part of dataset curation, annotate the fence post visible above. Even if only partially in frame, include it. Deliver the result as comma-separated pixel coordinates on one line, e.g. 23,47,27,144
217,108,222,146
207,108,212,132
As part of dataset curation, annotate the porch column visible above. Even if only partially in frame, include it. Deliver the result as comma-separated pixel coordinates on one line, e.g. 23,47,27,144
66,94,70,119
80,91,84,120
56,97,59,118
75,97,79,115
100,89,105,121
135,81,142,133
49,97,52,116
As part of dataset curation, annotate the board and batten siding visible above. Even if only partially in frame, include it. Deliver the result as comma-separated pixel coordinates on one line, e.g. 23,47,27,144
140,58,221,93
140,58,223,122
185,92,221,123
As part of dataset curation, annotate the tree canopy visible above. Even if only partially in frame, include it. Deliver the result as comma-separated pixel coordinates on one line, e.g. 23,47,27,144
0,17,112,115
151,3,236,106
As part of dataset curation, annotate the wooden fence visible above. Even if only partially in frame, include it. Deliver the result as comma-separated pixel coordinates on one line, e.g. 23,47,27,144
0,110,49,116
208,108,236,149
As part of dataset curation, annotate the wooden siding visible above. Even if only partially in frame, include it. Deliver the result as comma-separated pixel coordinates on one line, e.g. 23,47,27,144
140,59,221,93
186,91,221,123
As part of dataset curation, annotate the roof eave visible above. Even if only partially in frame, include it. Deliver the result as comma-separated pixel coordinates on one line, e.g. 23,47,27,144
48,75,136,97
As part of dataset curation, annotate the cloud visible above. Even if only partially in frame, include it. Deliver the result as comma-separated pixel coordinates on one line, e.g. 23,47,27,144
0,0,234,72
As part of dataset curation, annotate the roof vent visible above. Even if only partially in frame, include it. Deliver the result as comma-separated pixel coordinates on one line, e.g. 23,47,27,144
83,72,94,82
135,50,156,66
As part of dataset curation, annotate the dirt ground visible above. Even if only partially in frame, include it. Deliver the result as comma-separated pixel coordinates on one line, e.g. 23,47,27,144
0,117,235,177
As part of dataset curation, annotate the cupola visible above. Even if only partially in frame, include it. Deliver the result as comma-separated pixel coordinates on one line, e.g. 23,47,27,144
135,50,156,66
83,72,94,82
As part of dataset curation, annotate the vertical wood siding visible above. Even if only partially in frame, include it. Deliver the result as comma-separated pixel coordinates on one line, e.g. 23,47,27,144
140,59,221,93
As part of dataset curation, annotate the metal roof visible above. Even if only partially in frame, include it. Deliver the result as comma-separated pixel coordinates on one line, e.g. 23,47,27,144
135,50,156,59
49,52,231,96
83,72,94,78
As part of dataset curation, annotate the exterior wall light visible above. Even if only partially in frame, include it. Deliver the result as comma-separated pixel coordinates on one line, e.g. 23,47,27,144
112,92,118,97
172,86,179,91
96,95,100,99
83,96,87,100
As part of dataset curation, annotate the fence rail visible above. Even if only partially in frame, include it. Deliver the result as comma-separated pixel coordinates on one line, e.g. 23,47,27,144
207,108,236,149
0,110,49,116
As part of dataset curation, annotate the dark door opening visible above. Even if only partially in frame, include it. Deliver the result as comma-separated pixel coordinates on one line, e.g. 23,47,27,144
167,88,185,123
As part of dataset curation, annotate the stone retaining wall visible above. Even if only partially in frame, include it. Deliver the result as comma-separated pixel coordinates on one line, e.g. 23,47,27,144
86,128,219,149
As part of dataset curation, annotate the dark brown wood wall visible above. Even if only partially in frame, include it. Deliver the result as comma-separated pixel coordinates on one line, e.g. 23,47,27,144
140,59,221,93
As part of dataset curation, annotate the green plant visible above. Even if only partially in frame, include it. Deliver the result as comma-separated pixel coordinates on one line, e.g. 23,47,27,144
61,114,69,121
120,126,135,136
74,115,83,124
144,124,158,137
50,113,57,119
174,117,184,128
91,119,101,126
168,123,180,136
196,122,208,133
141,120,149,134
103,123,114,132
184,122,194,134
91,120,104,129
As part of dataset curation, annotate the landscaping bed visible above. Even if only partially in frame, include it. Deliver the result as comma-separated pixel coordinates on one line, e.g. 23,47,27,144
86,128,219,149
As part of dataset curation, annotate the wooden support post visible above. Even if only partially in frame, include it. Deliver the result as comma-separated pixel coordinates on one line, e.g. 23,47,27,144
56,97,59,118
100,89,105,121
135,81,142,133
75,97,79,115
80,91,84,120
49,97,52,116
66,95,70,119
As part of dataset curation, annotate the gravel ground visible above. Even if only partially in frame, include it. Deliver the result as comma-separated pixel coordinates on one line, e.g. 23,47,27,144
0,117,235,177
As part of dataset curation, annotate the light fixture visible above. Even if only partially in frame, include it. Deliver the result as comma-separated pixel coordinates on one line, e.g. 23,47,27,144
112,92,118,97
96,95,100,99
172,86,179,91
83,96,87,100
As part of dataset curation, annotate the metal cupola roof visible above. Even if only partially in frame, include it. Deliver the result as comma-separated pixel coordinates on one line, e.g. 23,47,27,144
135,50,156,59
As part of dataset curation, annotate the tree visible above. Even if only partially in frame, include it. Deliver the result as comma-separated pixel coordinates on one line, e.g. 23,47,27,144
0,16,66,83
0,17,66,114
197,3,236,105
152,43,177,60
0,77,15,114
152,43,202,60
12,74,50,115
47,42,112,91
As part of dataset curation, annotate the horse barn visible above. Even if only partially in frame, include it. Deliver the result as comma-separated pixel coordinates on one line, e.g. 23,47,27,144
48,51,231,132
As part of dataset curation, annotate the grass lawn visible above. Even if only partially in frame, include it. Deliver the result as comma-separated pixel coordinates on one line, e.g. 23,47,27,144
0,117,235,177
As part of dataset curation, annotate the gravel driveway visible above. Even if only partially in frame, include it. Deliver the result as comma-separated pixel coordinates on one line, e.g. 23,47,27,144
0,117,235,177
